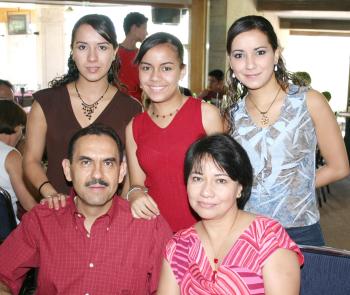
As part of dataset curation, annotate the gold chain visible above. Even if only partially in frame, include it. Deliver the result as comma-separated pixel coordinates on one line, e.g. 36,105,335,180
248,87,281,126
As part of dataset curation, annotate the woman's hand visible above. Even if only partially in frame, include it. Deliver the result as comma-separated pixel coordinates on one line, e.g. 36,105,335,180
40,193,67,210
128,189,159,220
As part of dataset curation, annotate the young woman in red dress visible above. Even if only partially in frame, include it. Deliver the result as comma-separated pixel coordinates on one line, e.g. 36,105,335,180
125,32,224,231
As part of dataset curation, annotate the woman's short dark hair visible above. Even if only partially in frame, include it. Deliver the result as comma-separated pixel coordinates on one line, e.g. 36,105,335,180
50,14,120,87
184,134,253,209
134,32,184,67
67,123,124,163
0,100,26,134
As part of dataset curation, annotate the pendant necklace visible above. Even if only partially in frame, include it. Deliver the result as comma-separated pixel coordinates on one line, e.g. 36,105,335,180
248,87,281,127
201,211,240,282
75,82,110,120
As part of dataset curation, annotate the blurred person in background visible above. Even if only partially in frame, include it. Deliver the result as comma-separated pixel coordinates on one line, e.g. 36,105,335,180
116,12,148,101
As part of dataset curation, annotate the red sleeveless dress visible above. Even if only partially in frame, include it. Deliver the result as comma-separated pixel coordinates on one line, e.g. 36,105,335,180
132,97,206,231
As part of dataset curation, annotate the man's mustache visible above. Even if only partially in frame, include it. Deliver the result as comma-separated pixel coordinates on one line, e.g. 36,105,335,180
85,178,109,187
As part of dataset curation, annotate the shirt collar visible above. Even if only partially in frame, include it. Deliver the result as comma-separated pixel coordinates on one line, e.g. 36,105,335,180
68,188,119,228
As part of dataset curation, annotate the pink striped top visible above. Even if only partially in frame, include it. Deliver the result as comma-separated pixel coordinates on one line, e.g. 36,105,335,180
165,216,304,294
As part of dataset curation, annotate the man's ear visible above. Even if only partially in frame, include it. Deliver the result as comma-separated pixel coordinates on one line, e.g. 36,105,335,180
118,156,127,184
62,159,72,182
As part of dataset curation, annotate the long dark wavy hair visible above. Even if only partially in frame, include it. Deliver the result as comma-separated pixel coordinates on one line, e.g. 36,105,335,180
224,15,302,126
49,14,120,88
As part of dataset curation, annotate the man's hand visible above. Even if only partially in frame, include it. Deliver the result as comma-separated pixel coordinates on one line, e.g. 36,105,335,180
40,193,67,210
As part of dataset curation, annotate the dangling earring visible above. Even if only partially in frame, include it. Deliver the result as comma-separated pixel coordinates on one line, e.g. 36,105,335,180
232,72,236,79
274,64,278,72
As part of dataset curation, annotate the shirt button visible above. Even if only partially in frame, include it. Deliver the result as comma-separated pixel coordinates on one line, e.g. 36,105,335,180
86,233,90,238
89,262,94,268
106,227,110,231
85,293,89,295
77,214,82,218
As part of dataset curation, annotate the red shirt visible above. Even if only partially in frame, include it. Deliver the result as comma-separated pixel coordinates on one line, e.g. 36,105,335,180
117,46,142,101
0,196,172,294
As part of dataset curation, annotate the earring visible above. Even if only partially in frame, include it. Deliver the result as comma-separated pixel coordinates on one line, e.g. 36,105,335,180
232,72,236,79
274,64,278,72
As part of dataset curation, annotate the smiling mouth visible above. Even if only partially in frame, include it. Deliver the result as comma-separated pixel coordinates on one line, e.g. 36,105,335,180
245,73,260,78
149,85,166,91
198,202,216,208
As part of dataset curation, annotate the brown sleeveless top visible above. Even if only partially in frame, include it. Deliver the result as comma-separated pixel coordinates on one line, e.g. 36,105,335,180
34,85,142,194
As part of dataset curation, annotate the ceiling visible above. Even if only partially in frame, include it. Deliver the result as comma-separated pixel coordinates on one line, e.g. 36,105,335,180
257,0,350,32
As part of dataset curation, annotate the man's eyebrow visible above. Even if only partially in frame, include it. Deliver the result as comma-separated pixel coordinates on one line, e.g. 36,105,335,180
78,156,92,161
104,157,117,162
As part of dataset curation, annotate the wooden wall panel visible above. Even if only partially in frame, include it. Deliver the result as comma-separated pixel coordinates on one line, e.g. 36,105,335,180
189,0,207,94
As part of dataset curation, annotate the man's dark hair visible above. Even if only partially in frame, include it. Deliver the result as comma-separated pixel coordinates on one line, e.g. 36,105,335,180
123,12,148,35
0,100,26,134
208,69,224,81
184,134,253,210
67,124,124,162
0,79,14,91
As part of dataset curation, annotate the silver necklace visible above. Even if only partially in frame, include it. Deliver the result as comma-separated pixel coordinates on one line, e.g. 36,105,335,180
248,87,281,126
75,82,109,120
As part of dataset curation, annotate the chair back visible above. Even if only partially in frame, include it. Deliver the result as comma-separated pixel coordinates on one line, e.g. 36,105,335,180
300,245,350,295
0,186,17,241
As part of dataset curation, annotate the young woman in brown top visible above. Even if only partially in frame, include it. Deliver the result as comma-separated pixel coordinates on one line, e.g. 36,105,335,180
23,14,141,205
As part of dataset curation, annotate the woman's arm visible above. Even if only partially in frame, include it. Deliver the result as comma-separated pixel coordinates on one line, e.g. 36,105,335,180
23,101,65,209
201,102,224,135
157,259,180,295
262,248,301,295
307,89,350,187
125,120,159,219
6,150,37,211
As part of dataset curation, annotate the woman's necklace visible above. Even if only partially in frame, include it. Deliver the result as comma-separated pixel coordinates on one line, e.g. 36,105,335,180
200,211,240,282
248,87,281,127
150,100,183,119
75,82,110,120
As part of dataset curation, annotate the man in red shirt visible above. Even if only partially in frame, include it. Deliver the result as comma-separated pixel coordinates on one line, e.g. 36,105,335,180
116,12,148,101
0,124,172,294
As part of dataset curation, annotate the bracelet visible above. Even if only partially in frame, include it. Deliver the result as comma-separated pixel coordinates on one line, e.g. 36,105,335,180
126,185,148,201
38,180,51,196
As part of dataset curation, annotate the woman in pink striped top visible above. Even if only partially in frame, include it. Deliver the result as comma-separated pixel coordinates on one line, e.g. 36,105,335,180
158,134,304,294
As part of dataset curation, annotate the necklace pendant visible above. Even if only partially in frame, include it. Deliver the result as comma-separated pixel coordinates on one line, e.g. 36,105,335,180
261,113,269,126
212,270,217,282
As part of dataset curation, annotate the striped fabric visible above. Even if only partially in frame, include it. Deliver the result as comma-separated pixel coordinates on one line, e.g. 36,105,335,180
165,216,304,294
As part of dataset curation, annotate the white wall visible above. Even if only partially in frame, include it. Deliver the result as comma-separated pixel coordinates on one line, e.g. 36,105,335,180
283,34,350,111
